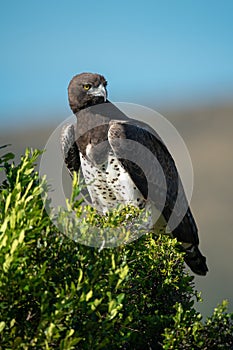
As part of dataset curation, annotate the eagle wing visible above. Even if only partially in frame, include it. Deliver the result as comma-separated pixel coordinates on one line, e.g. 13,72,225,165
60,123,93,203
60,123,81,176
108,119,199,245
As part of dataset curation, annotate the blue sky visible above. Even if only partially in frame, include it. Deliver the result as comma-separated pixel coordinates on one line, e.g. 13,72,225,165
1,0,233,129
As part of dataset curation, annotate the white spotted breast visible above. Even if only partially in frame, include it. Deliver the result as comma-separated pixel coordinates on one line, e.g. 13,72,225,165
80,151,145,213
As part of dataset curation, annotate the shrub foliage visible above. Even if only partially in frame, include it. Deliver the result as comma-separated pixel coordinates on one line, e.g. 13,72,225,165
0,147,233,349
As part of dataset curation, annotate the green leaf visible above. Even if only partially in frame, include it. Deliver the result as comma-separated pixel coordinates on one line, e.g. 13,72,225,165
5,193,12,213
2,152,15,162
0,321,6,332
86,290,93,302
0,217,9,233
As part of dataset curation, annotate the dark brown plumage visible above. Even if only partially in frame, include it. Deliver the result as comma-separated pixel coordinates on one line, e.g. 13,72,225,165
61,72,208,275
68,73,108,114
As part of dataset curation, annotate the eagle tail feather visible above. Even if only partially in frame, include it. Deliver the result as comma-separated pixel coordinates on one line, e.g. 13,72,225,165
184,245,208,276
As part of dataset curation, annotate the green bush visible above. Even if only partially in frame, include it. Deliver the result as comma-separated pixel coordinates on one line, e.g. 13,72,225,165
0,147,233,349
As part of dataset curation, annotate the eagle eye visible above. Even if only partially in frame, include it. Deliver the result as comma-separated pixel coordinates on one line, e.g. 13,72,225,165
83,84,92,91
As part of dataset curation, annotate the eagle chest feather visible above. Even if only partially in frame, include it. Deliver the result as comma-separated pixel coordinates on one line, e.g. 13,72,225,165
79,132,145,212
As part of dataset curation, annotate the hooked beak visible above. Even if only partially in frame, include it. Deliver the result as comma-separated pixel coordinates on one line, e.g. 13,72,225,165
87,84,107,102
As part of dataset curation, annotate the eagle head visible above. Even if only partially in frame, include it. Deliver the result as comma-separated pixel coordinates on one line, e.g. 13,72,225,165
68,72,108,114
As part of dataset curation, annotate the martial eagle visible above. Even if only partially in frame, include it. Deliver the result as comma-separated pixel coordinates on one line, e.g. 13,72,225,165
61,72,208,276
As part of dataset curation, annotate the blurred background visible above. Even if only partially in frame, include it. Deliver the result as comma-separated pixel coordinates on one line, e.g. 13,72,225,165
1,0,233,318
